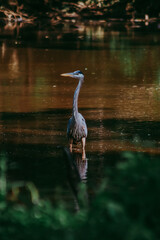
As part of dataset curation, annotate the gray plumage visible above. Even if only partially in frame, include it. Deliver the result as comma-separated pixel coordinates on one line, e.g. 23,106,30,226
61,70,87,145
67,112,87,143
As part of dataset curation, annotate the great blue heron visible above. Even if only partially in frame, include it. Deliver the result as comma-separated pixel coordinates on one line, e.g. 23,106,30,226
61,70,87,157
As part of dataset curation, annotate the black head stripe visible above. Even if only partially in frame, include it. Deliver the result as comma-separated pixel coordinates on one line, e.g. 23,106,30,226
74,70,83,75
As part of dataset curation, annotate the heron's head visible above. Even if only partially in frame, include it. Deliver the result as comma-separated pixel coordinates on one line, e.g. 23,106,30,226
61,70,84,80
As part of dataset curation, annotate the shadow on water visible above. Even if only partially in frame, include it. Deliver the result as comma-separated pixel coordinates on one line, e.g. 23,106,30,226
1,109,160,151
0,109,160,209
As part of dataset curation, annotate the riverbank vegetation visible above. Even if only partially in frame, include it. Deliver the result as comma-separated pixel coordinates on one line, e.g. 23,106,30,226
0,152,160,240
0,0,160,24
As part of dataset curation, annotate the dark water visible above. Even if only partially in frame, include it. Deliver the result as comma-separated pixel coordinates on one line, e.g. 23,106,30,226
0,21,160,207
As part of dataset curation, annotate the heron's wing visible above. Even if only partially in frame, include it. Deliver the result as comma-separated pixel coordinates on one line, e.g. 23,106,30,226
82,117,88,137
67,114,87,141
67,117,73,138
79,113,88,138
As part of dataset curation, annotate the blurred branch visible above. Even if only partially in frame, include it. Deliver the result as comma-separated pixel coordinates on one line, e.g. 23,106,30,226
0,6,36,22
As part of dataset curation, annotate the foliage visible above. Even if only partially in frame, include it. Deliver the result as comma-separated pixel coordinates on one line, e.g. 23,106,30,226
0,0,160,22
0,152,160,240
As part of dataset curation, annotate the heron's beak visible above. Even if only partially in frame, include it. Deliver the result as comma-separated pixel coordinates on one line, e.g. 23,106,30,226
61,72,74,78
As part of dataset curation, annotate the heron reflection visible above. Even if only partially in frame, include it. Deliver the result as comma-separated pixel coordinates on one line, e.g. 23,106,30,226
73,152,88,183
61,70,87,159
63,147,88,211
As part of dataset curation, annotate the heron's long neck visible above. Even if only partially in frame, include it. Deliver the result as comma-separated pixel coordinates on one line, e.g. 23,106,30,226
73,78,83,119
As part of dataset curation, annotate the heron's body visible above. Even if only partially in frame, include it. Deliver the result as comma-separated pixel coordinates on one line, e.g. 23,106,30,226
67,112,87,143
61,70,87,157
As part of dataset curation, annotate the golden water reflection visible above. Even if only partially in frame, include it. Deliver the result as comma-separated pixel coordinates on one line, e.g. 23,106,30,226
0,45,160,155
0,47,160,115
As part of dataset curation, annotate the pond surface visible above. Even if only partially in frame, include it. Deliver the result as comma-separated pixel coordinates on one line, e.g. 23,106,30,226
0,21,160,208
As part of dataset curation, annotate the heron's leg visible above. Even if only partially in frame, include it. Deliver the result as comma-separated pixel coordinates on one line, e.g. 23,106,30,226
69,138,73,152
82,137,86,160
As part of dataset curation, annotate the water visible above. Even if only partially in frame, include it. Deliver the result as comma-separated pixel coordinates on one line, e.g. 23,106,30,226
0,21,160,207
